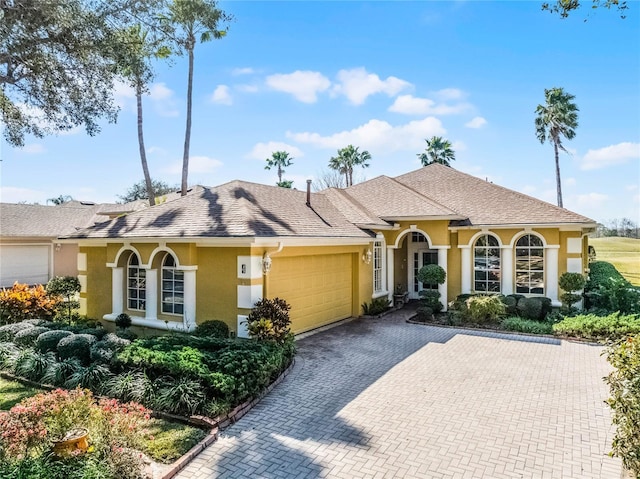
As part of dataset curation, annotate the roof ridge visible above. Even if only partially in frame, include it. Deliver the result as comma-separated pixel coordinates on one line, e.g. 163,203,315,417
327,187,385,224
417,164,593,221
384,175,464,217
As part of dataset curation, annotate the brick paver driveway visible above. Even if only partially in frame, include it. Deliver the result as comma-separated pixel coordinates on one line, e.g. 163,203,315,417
177,307,621,479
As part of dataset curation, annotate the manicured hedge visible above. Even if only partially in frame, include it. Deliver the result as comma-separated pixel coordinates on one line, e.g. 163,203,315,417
553,312,640,340
585,261,640,314
116,334,295,406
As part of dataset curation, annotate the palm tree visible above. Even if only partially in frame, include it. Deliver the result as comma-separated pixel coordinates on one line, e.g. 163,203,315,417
115,25,170,207
329,145,371,187
265,151,293,185
47,195,73,205
535,87,579,208
163,0,230,196
417,136,456,166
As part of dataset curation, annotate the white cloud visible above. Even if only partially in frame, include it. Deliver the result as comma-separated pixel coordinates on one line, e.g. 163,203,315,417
575,192,608,207
266,71,331,103
0,186,46,204
247,142,304,161
465,116,487,129
332,68,411,105
434,88,465,101
20,144,46,154
388,94,472,116
163,156,223,175
287,117,445,153
211,85,232,105
581,142,640,170
236,84,259,93
626,184,638,191
148,83,179,117
232,67,255,75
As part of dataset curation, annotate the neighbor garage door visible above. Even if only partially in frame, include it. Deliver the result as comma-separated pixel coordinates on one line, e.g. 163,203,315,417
269,254,353,333
0,245,51,287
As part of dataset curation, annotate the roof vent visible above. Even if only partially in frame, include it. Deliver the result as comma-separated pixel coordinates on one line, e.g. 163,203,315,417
306,180,312,207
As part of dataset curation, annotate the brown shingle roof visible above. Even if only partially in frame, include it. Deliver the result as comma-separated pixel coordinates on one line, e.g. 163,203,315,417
339,175,463,220
394,164,595,226
318,188,390,226
65,181,372,239
0,202,112,237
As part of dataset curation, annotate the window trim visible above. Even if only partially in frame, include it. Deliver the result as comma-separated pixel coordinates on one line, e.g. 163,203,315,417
127,253,146,311
373,240,384,293
161,253,185,316
514,234,545,295
473,234,501,294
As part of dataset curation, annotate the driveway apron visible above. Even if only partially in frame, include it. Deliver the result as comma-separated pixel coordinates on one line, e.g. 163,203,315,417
176,308,621,479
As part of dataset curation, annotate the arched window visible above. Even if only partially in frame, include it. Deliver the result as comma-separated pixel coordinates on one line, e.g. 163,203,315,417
161,254,184,315
474,235,501,293
515,234,544,294
127,254,146,311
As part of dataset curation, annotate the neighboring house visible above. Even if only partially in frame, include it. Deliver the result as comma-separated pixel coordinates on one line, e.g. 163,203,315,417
64,164,596,337
0,201,147,287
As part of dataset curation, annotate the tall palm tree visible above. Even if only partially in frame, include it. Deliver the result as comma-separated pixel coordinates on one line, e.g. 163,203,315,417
417,136,456,166
535,87,579,208
329,145,371,187
265,151,293,185
115,25,170,207
163,0,230,196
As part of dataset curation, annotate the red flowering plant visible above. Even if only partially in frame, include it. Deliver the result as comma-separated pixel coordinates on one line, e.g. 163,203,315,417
0,388,152,460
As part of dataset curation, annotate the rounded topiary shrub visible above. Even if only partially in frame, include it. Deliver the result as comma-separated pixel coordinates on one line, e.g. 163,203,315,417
416,306,434,322
35,329,74,352
517,297,552,321
13,326,49,347
94,333,131,354
501,295,519,316
0,322,34,341
78,327,107,340
57,333,97,363
115,313,132,330
194,320,230,339
21,319,48,327
90,345,115,364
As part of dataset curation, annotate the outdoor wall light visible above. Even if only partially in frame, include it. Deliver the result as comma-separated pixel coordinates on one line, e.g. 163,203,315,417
261,253,272,275
362,248,372,264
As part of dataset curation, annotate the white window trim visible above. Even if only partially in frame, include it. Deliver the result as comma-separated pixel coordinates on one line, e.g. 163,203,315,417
373,239,385,294
161,253,185,317
472,234,501,294
514,234,545,296
127,254,146,312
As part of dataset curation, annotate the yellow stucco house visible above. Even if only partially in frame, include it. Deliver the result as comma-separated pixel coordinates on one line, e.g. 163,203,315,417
64,164,596,336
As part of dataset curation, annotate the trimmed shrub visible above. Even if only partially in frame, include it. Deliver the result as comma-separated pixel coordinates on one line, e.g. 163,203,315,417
417,264,446,287
501,317,554,335
500,295,519,316
115,312,132,330
517,297,552,321
463,295,506,324
57,333,97,363
115,329,138,341
13,326,49,347
78,327,107,340
559,272,587,311
604,334,640,476
415,306,434,321
22,319,47,326
419,289,443,313
194,320,230,339
553,312,640,341
450,294,474,313
0,322,33,342
116,334,295,414
100,333,131,351
46,275,80,323
34,329,74,352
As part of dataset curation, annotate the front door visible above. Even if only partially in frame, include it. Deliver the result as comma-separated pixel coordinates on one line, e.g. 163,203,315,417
410,248,438,299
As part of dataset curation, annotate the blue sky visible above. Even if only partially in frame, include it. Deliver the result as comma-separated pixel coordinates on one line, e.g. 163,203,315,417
1,1,639,224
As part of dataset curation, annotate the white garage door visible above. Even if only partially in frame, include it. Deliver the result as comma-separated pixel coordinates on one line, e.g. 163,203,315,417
0,245,51,287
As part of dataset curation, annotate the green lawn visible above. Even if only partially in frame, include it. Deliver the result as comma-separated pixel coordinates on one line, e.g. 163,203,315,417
590,237,640,286
0,377,42,410
0,377,207,464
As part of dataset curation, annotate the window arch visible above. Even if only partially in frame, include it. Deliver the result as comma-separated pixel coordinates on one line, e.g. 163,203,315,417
515,234,544,294
473,234,501,293
127,253,146,311
161,254,184,315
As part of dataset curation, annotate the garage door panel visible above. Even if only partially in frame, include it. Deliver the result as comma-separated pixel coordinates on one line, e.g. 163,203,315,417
0,245,50,287
270,254,352,333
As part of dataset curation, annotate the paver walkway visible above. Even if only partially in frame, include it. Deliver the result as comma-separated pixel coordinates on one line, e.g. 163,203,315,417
177,308,621,479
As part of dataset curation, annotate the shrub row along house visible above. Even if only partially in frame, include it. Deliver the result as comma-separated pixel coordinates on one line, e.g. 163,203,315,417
61,164,596,336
